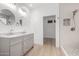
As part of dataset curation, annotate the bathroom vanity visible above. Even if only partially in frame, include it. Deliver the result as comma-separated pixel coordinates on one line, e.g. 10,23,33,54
0,32,34,56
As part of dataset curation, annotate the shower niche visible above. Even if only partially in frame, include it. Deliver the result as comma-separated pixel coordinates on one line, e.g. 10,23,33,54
63,18,71,26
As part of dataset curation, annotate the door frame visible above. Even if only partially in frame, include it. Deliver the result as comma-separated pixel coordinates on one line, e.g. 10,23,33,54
43,15,59,48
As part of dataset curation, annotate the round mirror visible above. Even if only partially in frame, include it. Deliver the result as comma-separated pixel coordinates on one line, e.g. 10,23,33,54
0,9,15,25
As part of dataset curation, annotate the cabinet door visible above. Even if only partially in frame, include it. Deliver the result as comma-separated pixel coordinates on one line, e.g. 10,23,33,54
23,39,30,54
0,38,9,56
23,34,34,54
10,41,22,56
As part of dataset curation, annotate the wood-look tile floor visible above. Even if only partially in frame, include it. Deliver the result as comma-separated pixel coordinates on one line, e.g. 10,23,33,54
26,38,64,56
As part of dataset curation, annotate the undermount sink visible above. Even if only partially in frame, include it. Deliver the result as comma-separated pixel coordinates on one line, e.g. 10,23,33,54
3,32,26,36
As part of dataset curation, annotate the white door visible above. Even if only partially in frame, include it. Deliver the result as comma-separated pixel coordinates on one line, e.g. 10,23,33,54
43,15,56,39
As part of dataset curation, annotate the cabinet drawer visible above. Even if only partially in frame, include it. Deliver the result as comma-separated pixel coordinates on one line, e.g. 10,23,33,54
24,34,34,40
10,37,23,46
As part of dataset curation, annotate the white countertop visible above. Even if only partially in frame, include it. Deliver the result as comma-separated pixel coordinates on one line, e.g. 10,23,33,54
0,32,34,38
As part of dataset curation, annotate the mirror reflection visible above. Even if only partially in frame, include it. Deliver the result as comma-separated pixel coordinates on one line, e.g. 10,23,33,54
0,9,15,25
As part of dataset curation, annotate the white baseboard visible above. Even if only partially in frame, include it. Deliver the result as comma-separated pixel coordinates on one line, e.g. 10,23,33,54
61,46,68,56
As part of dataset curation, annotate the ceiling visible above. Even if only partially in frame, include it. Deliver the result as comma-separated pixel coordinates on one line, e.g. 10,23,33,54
14,3,55,9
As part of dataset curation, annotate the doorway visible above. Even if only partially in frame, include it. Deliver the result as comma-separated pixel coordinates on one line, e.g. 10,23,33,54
43,15,56,47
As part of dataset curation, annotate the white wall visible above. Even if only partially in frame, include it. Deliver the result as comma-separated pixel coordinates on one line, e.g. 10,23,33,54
31,3,59,46
60,3,79,55
43,16,56,38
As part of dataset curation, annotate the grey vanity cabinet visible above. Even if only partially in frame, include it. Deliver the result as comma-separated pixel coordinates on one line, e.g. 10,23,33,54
0,33,34,56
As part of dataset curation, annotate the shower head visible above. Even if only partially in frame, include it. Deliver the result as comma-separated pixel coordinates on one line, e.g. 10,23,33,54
73,9,78,16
